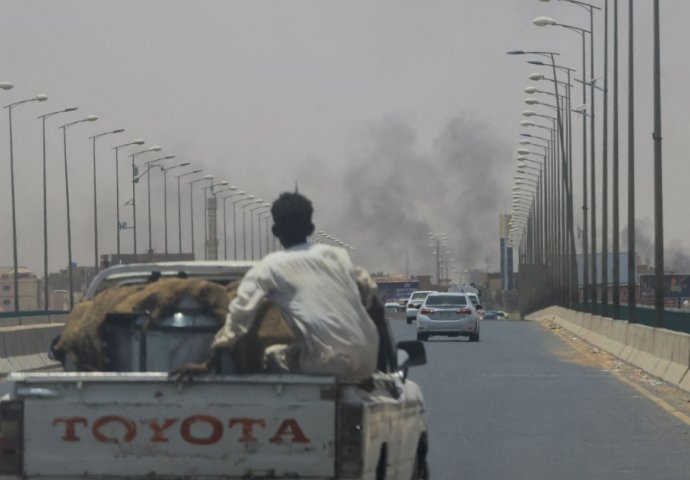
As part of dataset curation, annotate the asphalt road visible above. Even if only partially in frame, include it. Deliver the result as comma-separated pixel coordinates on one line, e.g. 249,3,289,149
391,317,690,480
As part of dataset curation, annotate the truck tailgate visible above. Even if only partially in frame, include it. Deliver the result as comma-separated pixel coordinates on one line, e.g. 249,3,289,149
15,373,336,478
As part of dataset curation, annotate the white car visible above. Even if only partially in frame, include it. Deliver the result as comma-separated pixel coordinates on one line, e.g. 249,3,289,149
416,292,480,342
405,290,436,324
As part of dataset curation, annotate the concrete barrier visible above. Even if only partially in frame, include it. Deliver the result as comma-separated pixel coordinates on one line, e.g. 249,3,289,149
0,323,64,375
527,306,690,394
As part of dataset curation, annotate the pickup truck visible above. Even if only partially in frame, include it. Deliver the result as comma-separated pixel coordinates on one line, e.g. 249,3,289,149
0,261,429,480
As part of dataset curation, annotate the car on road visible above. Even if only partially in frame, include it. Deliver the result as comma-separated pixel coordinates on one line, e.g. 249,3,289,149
466,292,485,321
416,292,480,342
384,302,400,313
484,309,498,320
496,310,508,320
405,290,436,324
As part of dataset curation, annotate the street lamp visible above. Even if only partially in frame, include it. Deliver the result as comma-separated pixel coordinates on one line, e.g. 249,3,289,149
188,175,213,259
37,106,78,310
89,128,125,271
140,155,175,255
4,92,48,311
160,162,191,255
58,114,98,309
218,190,244,260
174,169,202,254
112,139,145,258
129,145,162,255
258,210,272,258
250,204,271,260
239,198,260,260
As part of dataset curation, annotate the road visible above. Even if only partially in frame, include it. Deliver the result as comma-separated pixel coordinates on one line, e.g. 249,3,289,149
391,317,690,480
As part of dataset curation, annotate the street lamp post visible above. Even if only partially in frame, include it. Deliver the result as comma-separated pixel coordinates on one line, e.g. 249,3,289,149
232,195,252,259
239,198,260,260
58,114,98,309
129,146,162,255
265,213,272,254
188,175,213,259
612,0,621,316
627,0,636,323
112,139,145,258
652,0,664,327
175,169,202,254
37,106,78,310
258,210,272,258
5,92,48,311
141,155,174,255
250,204,271,260
89,129,125,272
218,191,244,260
160,162,191,255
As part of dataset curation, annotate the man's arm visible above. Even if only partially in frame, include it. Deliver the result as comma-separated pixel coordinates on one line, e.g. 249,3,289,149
212,263,276,349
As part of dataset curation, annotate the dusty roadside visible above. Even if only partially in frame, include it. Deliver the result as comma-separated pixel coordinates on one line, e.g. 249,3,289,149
535,317,690,426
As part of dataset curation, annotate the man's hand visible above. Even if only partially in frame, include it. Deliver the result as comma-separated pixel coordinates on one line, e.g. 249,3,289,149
169,360,211,382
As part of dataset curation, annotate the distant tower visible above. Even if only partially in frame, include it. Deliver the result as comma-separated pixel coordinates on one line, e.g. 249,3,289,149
499,214,514,290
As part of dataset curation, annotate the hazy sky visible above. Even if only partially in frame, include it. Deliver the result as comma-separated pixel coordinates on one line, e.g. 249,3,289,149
1,1,688,278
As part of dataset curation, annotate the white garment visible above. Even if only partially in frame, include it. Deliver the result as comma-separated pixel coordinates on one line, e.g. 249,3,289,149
213,243,379,381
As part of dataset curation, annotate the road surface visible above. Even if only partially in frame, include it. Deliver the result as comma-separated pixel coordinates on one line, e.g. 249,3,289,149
391,317,690,479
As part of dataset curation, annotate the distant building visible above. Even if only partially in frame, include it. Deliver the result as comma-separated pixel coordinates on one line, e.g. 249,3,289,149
48,266,98,307
0,266,39,311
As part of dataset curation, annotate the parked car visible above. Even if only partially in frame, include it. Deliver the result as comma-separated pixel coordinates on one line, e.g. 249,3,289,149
416,292,480,342
405,290,436,324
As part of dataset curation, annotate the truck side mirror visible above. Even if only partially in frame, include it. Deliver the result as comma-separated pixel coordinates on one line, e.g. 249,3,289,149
396,340,426,371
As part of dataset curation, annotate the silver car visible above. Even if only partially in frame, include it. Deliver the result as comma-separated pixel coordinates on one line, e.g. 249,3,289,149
405,290,436,324
416,292,480,342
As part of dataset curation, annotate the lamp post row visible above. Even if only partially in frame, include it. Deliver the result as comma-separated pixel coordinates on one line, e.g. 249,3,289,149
511,0,663,326
0,87,278,311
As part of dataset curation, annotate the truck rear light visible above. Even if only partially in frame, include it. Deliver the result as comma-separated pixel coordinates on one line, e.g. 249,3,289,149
419,307,435,314
337,404,364,478
0,401,23,475
456,307,473,315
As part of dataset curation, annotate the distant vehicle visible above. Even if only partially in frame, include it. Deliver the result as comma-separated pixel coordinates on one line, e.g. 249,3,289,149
384,302,400,313
406,290,436,324
416,292,480,342
484,309,498,320
465,293,485,321
496,311,508,320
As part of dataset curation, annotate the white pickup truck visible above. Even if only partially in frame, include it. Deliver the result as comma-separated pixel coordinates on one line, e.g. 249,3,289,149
0,262,429,480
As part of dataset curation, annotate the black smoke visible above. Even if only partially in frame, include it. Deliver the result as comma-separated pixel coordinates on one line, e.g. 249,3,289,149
323,114,509,275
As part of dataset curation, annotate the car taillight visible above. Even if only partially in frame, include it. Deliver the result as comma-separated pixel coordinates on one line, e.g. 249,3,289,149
337,404,364,478
419,307,435,314
457,307,473,315
0,400,23,475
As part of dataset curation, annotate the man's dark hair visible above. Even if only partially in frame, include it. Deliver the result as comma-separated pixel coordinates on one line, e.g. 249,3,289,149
271,192,315,246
